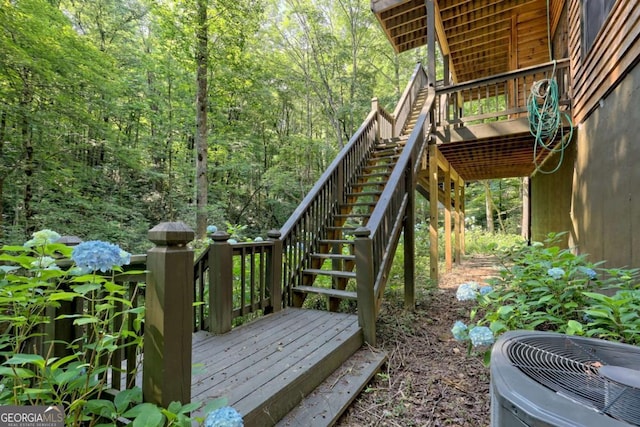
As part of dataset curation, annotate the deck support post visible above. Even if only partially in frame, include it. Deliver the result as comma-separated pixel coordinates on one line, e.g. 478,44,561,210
210,231,233,334
426,0,436,83
372,97,381,140
404,165,416,310
144,222,194,407
454,177,462,264
444,166,452,272
354,227,376,346
267,230,283,313
429,142,439,283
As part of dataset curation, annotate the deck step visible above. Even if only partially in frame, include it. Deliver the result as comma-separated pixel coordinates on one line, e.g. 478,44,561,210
190,309,362,426
318,239,355,245
303,269,357,280
310,253,356,261
346,190,382,197
277,347,387,427
292,285,357,300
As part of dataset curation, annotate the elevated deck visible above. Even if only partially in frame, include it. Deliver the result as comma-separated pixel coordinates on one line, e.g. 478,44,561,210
190,308,385,426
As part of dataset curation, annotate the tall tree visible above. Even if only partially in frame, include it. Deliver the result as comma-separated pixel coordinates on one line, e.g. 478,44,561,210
195,0,209,238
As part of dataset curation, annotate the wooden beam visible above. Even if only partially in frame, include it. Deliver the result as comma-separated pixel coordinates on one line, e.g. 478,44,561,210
454,176,461,264
444,166,452,272
426,0,436,82
429,143,439,283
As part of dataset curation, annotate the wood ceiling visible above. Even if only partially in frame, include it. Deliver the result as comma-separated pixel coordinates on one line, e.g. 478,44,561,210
373,0,565,182
372,0,549,83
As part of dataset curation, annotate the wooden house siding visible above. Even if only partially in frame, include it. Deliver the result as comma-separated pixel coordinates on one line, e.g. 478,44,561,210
569,0,640,124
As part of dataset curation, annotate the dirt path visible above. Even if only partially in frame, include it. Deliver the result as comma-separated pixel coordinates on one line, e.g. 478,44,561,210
337,254,501,427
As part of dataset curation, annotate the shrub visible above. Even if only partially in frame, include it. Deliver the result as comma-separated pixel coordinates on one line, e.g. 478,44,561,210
452,232,640,362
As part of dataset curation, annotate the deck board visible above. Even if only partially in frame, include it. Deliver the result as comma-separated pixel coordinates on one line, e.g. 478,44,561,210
190,308,362,424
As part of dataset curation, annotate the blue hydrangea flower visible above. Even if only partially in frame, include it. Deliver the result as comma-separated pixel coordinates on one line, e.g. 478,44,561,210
207,225,218,234
227,239,238,244
71,241,131,273
254,236,264,242
204,406,243,427
578,266,597,279
468,326,495,347
547,267,565,280
24,229,61,248
456,283,478,301
479,285,493,295
467,281,480,291
451,321,468,341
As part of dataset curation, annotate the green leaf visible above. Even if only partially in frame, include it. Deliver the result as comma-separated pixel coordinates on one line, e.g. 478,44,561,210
124,403,165,427
72,283,102,295
115,388,142,413
497,305,515,317
0,366,35,378
85,399,116,419
49,291,82,301
4,354,46,368
73,316,100,326
566,320,583,335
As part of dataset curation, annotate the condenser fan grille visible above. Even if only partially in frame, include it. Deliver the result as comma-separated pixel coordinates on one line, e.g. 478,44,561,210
506,335,640,425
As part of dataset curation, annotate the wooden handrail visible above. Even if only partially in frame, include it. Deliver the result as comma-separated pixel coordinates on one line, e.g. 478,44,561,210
393,63,429,135
434,59,571,128
435,59,570,95
361,87,436,296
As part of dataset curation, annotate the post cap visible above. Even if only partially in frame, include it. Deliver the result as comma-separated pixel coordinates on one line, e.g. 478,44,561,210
148,222,195,246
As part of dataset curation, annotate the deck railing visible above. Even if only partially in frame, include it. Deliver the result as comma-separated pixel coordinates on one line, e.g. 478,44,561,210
278,107,394,305
193,231,282,334
355,85,436,343
434,59,570,127
45,254,147,392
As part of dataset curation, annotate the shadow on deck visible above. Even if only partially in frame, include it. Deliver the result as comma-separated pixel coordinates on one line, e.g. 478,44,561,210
190,308,387,426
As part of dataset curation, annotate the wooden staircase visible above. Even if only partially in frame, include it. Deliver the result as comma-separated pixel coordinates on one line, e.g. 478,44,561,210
292,87,431,311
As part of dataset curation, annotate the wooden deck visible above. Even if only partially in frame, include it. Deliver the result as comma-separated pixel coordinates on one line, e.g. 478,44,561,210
190,308,373,426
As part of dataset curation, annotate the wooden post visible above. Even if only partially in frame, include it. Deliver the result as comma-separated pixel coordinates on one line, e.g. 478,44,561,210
429,143,439,283
144,222,194,407
461,183,466,255
210,231,233,334
404,165,416,310
354,227,376,346
444,167,452,272
267,229,283,314
426,0,436,83
454,177,461,265
372,97,381,139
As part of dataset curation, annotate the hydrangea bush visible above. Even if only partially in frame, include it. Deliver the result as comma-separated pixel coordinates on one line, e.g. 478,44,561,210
0,230,226,425
451,232,640,363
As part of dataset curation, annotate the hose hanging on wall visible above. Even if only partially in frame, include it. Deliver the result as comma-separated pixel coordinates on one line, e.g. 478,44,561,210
527,63,574,175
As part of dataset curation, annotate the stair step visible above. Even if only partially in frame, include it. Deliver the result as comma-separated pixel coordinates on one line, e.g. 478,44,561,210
326,226,358,234
303,269,357,280
343,201,377,207
310,253,356,261
363,163,393,171
292,285,357,299
334,213,370,219
277,347,388,427
360,171,391,179
318,239,355,245
351,181,385,188
346,190,382,197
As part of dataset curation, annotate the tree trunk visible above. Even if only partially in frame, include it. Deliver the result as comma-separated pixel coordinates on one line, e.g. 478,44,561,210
195,0,208,239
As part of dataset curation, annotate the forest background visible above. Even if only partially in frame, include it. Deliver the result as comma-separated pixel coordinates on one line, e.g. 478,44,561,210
0,0,524,253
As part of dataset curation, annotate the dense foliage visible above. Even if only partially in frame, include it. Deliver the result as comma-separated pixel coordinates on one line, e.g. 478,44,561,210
0,0,435,252
452,233,640,361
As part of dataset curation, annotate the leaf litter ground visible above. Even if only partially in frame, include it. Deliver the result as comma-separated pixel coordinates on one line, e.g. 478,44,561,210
337,255,500,427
